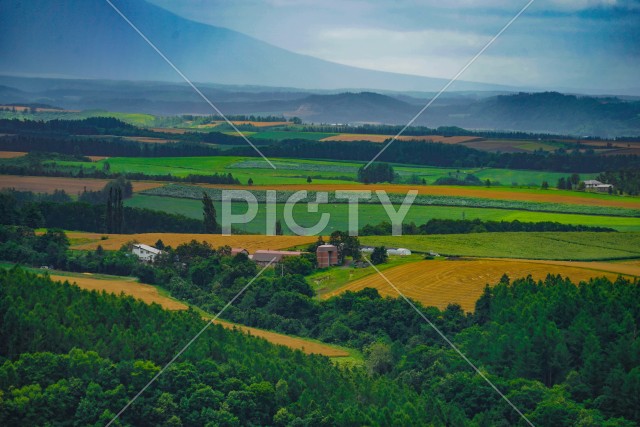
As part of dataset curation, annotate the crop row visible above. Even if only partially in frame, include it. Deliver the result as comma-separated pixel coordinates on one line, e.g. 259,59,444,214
141,184,640,217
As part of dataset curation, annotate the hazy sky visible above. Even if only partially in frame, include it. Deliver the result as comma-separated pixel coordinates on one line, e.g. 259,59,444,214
148,0,640,93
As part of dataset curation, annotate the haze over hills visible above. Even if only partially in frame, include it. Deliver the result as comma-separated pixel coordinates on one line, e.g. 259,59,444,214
0,0,515,93
2,76,639,137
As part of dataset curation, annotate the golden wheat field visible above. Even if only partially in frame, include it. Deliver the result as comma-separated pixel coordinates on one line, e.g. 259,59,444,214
212,320,349,357
322,259,632,312
50,273,189,310
68,232,317,251
48,272,346,356
0,151,27,159
0,175,164,193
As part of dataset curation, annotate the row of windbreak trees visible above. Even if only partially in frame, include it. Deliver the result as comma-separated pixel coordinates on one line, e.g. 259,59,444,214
2,118,640,173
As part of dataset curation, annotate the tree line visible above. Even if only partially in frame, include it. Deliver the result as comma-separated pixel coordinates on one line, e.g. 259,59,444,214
2,118,640,173
359,219,615,236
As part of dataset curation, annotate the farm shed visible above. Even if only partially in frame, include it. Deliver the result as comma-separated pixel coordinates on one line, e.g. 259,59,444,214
584,180,613,192
251,250,304,267
231,248,249,256
132,243,162,262
387,248,412,256
317,244,339,268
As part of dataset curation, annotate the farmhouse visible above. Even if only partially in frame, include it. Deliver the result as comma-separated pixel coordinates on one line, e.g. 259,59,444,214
583,180,614,192
231,248,249,256
251,250,304,267
132,243,162,262
316,244,339,268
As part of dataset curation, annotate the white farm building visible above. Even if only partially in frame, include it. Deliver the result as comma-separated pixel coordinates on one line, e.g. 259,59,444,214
132,243,162,262
387,248,412,256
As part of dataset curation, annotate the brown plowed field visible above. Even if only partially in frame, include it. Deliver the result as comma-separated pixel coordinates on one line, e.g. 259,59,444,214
322,258,632,312
0,175,164,193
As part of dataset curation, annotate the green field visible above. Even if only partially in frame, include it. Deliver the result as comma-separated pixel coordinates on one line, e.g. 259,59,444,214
125,194,640,233
361,232,640,261
0,109,156,126
59,155,605,187
307,254,424,297
251,131,337,141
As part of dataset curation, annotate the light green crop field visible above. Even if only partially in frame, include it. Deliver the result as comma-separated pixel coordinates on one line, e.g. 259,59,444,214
60,155,603,187
251,131,338,141
360,232,640,261
0,110,156,126
125,194,640,234
58,156,357,185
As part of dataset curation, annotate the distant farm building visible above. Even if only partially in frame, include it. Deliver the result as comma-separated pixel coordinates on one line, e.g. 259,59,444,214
387,248,412,256
361,246,412,256
583,180,614,192
251,250,304,267
231,248,249,256
132,243,162,262
316,244,339,268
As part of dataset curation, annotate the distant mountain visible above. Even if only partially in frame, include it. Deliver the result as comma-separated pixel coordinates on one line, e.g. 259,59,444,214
0,0,513,92
2,76,639,137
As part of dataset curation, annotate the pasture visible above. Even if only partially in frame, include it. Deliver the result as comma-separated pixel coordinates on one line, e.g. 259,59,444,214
59,155,604,187
360,232,640,260
322,258,634,312
126,194,640,234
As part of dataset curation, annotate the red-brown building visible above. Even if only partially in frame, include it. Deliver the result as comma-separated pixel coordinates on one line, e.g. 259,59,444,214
316,244,339,268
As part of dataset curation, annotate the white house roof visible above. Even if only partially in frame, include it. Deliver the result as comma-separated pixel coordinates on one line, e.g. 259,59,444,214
133,243,162,255
583,180,602,185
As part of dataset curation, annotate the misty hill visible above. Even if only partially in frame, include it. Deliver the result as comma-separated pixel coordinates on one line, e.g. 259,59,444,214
0,0,509,92
2,76,639,137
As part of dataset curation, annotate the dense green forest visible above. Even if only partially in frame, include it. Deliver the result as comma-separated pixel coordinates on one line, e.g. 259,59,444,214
1,261,638,424
0,221,638,424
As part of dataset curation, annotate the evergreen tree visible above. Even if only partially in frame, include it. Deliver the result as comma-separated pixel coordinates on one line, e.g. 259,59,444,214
202,192,217,234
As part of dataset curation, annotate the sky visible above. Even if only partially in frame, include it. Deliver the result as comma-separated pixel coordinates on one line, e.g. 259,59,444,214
147,0,640,94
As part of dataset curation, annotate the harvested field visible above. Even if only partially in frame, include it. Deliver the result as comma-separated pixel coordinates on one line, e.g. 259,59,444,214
87,156,110,161
50,273,188,310
322,258,629,312
0,151,27,159
69,232,317,251
0,175,164,193
319,134,479,143
490,258,640,277
49,271,347,356
212,320,349,357
197,183,640,209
